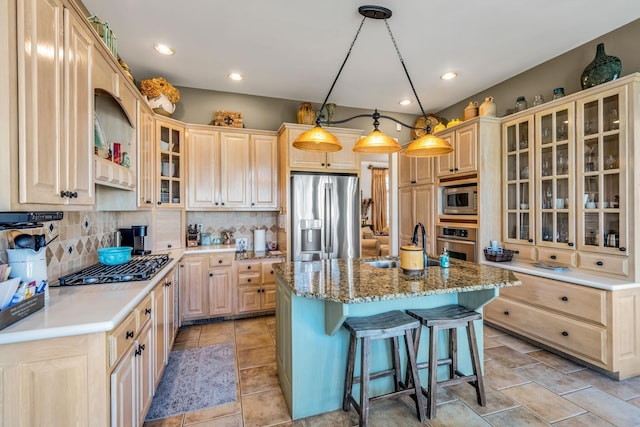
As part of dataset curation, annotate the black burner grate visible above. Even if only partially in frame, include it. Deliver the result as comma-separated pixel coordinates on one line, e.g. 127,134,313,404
58,254,171,286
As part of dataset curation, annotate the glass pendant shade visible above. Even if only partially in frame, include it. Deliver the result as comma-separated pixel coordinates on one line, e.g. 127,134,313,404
352,129,402,154
292,125,342,152
404,134,453,157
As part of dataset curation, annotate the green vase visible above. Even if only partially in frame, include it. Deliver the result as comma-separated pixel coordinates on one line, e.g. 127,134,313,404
581,43,622,90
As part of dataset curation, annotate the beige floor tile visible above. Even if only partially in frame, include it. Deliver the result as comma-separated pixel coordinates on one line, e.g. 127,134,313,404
235,317,270,335
184,413,243,427
364,397,427,426
514,363,590,394
200,321,236,335
495,334,540,353
527,350,586,374
484,345,540,369
236,331,275,350
182,401,242,425
563,387,640,426
242,389,292,427
428,400,492,427
483,406,551,427
198,331,236,347
143,415,184,426
301,408,356,427
448,383,520,416
265,315,276,326
483,358,531,390
483,335,503,349
483,325,507,338
172,339,198,351
553,412,616,427
629,396,640,408
501,382,586,423
569,369,640,400
237,344,276,369
240,363,280,395
175,326,202,343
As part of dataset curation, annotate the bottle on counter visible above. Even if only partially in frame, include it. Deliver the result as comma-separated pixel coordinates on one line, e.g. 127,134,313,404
439,248,450,268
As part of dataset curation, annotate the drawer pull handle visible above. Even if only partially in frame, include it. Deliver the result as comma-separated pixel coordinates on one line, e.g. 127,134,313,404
165,281,172,287
145,308,151,315
135,348,141,357
550,255,557,260
568,242,574,247
126,331,134,339
596,261,604,266
209,273,214,277
528,239,533,243
248,266,251,270
620,247,627,252
561,296,568,302
139,344,145,351
561,331,569,337
270,271,274,275
503,311,509,316
514,250,520,254
218,259,223,264
247,279,252,283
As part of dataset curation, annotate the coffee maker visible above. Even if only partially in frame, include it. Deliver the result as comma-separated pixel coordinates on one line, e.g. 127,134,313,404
119,225,149,255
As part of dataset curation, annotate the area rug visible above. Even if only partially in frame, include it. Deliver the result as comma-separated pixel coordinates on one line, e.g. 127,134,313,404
145,343,237,421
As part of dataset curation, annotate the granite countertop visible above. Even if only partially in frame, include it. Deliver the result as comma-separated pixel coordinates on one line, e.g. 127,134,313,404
274,257,521,304
235,250,285,261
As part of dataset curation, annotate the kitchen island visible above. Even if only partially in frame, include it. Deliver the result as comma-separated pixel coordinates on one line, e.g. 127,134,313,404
274,257,520,420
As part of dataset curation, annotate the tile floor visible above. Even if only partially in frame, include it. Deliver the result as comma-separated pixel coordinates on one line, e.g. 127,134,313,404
143,315,640,427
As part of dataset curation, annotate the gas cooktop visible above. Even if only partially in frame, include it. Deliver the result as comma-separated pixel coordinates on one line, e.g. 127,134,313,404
58,254,171,286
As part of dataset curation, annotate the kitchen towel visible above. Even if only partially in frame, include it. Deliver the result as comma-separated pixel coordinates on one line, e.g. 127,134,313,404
254,229,266,252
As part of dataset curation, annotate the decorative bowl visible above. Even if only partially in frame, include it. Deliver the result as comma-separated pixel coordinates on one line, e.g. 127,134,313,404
0,277,21,309
97,247,132,265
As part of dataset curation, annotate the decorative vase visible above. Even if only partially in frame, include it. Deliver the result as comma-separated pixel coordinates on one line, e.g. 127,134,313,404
580,43,621,90
297,102,316,125
515,96,528,112
147,94,176,117
479,96,497,117
463,101,478,120
552,88,565,100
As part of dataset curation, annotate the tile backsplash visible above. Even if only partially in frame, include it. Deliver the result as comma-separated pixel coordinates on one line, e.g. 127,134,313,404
0,211,119,283
186,211,278,251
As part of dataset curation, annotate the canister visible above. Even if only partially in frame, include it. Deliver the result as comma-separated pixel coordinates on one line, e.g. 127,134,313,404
400,244,425,276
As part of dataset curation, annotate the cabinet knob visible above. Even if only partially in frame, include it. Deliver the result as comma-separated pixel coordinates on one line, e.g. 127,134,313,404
247,279,252,283
503,311,509,316
321,163,325,167
449,169,454,173
139,344,145,351
270,271,274,275
247,266,251,270
596,261,604,266
157,201,162,205
209,273,214,277
454,168,459,172
218,259,223,264
215,202,219,206
528,239,533,243
252,202,255,206
168,244,172,248
126,331,134,339
620,247,627,252
145,308,151,315
561,296,568,302
514,250,520,254
550,255,557,260
411,180,416,184
165,281,172,287
145,200,152,204
327,164,331,167
60,191,70,198
70,192,78,198
135,348,141,357
221,202,225,206
561,331,569,337
568,242,574,247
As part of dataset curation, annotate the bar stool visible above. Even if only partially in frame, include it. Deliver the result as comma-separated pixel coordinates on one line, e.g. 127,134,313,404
406,305,486,419
342,310,426,427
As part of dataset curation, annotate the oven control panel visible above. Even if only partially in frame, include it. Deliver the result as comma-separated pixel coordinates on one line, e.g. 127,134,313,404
437,226,476,241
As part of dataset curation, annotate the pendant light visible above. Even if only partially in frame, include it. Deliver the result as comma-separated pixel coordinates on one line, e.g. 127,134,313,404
292,5,452,157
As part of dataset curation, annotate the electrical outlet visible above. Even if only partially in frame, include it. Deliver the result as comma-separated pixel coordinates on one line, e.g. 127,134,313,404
236,238,248,251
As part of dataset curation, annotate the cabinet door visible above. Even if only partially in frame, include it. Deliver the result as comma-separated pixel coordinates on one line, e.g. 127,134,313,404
251,134,278,208
180,257,208,321
536,104,576,249
237,284,262,313
455,124,477,174
436,133,455,177
287,127,327,170
138,106,155,207
152,282,166,388
187,128,220,208
110,344,136,427
92,46,116,95
164,268,178,355
262,284,276,310
398,152,414,187
398,186,414,246
262,259,281,284
326,132,360,170
220,132,251,208
503,116,535,245
208,268,233,316
153,209,183,251
414,184,434,255
18,0,64,204
576,87,628,255
137,321,154,426
414,157,434,185
157,119,183,206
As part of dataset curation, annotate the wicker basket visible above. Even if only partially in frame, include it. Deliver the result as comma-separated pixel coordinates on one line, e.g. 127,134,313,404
483,248,515,262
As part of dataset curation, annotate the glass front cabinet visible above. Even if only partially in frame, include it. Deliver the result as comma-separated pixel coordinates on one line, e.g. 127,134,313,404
576,87,628,256
156,119,184,207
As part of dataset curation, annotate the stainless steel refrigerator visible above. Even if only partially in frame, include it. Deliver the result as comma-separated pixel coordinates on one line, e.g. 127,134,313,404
290,172,360,261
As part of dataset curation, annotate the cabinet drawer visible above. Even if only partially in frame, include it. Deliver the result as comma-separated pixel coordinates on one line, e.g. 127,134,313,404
238,273,261,286
238,260,262,274
108,311,137,367
501,273,607,325
536,247,577,267
485,297,607,367
503,243,537,262
136,293,153,329
209,253,234,267
578,252,629,277
262,260,280,284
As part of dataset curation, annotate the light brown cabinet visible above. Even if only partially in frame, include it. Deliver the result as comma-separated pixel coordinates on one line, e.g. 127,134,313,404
399,154,433,187
18,0,94,205
436,122,477,178
181,253,235,321
186,126,278,210
153,209,184,251
156,117,184,207
398,184,434,252
138,104,155,207
236,258,280,314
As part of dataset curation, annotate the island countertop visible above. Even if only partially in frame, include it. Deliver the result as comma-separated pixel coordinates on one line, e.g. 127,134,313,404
273,257,521,304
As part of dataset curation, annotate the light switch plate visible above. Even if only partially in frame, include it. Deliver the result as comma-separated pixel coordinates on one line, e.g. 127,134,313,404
236,238,248,251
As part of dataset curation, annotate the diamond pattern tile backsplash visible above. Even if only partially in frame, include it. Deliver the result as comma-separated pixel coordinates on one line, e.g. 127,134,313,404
186,211,278,251
0,211,119,284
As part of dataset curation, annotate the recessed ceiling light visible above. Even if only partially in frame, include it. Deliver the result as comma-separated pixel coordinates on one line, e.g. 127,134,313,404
228,73,244,81
399,99,412,106
440,72,458,80
153,44,174,55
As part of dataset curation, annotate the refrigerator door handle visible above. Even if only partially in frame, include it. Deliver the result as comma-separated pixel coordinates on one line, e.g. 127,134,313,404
324,184,333,254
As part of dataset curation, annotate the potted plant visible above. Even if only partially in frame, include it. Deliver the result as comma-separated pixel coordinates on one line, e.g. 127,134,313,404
140,77,180,117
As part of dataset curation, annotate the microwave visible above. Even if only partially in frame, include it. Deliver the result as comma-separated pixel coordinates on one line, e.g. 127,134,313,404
442,185,477,214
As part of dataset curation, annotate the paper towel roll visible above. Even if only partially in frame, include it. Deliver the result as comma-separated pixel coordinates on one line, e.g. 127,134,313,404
254,229,266,252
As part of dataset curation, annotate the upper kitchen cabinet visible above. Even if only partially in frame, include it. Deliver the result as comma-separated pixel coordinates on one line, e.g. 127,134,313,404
91,44,136,125
137,103,155,207
279,123,363,172
156,117,184,208
186,125,278,210
399,152,433,186
435,121,477,178
17,0,94,206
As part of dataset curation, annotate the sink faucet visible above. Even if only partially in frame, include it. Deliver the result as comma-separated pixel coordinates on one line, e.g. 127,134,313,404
411,222,428,269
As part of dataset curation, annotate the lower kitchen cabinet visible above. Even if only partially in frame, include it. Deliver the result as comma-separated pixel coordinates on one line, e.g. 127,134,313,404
485,271,640,379
236,258,280,314
181,253,235,321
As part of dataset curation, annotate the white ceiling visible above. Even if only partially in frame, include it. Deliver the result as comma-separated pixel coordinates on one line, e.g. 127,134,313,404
81,0,640,114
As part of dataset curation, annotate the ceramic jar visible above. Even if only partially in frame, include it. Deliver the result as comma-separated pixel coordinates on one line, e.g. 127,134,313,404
464,101,479,120
581,43,622,90
433,122,446,133
297,102,316,125
515,96,528,112
479,97,497,117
